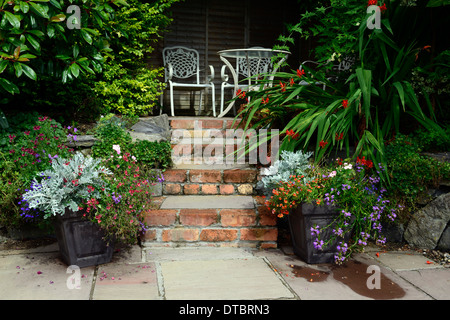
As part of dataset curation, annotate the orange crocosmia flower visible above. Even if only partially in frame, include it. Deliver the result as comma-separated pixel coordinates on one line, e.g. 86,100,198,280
286,129,299,140
280,81,286,92
297,69,305,78
236,89,246,99
342,99,349,108
289,78,295,86
319,140,328,148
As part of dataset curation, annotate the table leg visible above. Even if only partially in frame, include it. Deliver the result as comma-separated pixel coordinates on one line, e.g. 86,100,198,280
267,54,289,87
218,55,239,118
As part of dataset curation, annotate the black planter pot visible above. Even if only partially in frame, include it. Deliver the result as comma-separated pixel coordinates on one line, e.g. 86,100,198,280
54,208,114,268
288,203,349,264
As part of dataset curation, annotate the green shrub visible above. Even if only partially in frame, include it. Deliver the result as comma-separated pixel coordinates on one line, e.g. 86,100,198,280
0,115,75,228
385,134,450,220
91,120,172,170
129,140,172,169
91,122,132,160
93,0,180,116
411,126,450,152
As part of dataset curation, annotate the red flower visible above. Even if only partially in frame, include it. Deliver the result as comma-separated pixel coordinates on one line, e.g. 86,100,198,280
280,81,286,92
335,132,344,141
319,140,328,148
261,97,269,104
296,69,305,78
356,156,374,168
379,3,387,12
286,129,299,140
367,0,377,6
342,99,348,109
236,89,246,99
289,78,295,86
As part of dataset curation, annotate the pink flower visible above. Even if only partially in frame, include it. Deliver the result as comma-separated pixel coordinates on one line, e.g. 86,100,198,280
112,144,121,155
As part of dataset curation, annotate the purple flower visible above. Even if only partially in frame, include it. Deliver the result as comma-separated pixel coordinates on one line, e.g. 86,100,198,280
313,239,324,250
112,192,122,204
310,225,320,236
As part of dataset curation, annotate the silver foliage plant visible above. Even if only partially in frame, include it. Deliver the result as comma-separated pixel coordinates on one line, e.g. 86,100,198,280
22,152,112,218
260,150,313,194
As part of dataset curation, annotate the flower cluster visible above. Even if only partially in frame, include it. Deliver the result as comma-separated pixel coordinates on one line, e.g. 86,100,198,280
0,116,76,227
20,152,111,219
6,117,74,179
286,129,299,140
266,157,402,263
79,146,164,245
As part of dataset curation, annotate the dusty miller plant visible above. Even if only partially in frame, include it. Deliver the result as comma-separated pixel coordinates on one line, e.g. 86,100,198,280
260,150,313,195
21,152,112,218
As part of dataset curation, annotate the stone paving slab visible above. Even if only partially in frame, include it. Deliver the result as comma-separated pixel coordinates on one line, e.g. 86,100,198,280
1,243,448,300
254,248,435,300
396,268,450,300
160,195,255,209
366,250,445,271
92,263,159,300
160,258,296,300
0,251,94,300
144,247,256,262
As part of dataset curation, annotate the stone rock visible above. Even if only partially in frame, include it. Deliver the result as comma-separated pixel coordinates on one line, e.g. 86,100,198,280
66,135,97,148
404,193,450,249
128,114,170,142
381,222,404,243
437,223,450,251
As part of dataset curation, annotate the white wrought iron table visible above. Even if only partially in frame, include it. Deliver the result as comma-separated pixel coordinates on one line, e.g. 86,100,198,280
217,48,291,118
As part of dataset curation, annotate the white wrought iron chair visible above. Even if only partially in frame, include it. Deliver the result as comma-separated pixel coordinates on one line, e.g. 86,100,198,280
161,46,216,117
298,60,328,90
220,52,272,115
298,56,354,90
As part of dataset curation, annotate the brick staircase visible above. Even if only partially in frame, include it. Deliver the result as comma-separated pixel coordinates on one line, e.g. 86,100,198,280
141,117,277,249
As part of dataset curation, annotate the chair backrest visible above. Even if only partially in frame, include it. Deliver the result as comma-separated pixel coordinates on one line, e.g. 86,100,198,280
235,47,272,81
236,57,272,78
336,56,355,72
163,46,200,83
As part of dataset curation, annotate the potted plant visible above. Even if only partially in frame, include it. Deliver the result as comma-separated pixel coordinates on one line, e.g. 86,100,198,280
20,147,163,267
79,145,164,246
266,156,402,264
20,152,114,267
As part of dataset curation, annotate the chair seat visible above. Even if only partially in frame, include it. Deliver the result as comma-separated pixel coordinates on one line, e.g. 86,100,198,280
171,83,212,88
221,83,248,89
299,80,323,86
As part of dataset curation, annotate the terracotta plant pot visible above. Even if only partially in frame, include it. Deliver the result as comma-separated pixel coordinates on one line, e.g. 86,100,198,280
54,208,114,268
